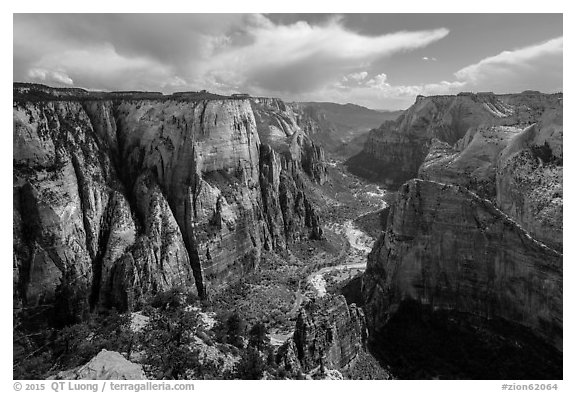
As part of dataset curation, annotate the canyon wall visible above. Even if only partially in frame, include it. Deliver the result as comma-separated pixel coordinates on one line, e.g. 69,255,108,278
347,92,562,188
361,92,563,359
13,84,326,322
419,106,563,251
362,179,562,350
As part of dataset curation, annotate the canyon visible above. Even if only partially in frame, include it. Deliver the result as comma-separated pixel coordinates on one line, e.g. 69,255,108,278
13,84,563,380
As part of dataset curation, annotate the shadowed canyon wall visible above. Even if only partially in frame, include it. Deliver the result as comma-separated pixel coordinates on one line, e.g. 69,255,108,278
361,92,562,359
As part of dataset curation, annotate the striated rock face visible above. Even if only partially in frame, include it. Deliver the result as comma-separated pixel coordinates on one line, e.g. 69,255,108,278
251,98,326,249
419,125,522,198
363,179,562,350
251,97,328,185
418,106,563,251
112,99,268,297
277,295,367,374
52,349,146,380
347,92,562,188
13,84,326,322
495,109,563,252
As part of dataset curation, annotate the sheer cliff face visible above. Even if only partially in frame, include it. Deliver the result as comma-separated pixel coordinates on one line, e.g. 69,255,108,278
419,106,563,251
362,95,563,355
13,89,325,321
363,179,563,350
347,92,562,188
112,99,266,296
251,98,326,249
251,98,328,185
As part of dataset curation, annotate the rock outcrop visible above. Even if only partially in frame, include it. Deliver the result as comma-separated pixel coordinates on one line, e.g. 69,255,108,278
52,349,146,380
347,92,562,188
13,84,326,322
362,179,562,350
277,295,367,374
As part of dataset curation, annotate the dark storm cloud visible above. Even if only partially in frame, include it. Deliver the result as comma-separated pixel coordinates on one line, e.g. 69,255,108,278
15,14,244,68
14,14,246,89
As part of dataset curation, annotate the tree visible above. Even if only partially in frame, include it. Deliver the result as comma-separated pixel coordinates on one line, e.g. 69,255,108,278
141,309,201,379
235,347,265,379
225,312,246,348
248,322,269,352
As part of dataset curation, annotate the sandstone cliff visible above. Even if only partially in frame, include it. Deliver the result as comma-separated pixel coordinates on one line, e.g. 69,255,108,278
362,179,562,350
418,106,563,251
251,97,328,185
13,84,326,323
347,92,562,188
277,294,367,375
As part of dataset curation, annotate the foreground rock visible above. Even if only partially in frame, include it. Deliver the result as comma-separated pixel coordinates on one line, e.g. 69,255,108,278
52,350,146,380
363,179,562,351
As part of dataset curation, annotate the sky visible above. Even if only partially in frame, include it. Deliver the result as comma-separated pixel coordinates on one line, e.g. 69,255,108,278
13,13,563,110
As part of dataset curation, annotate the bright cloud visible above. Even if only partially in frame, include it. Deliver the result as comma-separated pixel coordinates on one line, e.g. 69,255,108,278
454,37,563,91
201,16,449,94
345,71,369,82
314,36,562,109
13,14,562,110
27,68,74,85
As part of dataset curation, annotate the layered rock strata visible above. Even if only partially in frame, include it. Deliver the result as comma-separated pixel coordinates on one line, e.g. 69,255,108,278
362,179,562,350
347,92,562,188
418,107,563,251
13,84,326,321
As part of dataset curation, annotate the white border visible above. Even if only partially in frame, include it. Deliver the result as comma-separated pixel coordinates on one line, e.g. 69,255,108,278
2,2,573,392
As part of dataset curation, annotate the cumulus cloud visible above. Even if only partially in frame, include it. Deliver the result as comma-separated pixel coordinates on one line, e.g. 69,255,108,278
328,76,464,109
27,68,73,85
202,17,449,94
314,37,562,109
14,14,449,96
13,14,561,109
454,37,562,92
344,71,368,82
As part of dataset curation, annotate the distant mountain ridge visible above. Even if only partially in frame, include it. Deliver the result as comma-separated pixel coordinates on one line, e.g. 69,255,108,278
346,91,562,187
293,101,403,159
